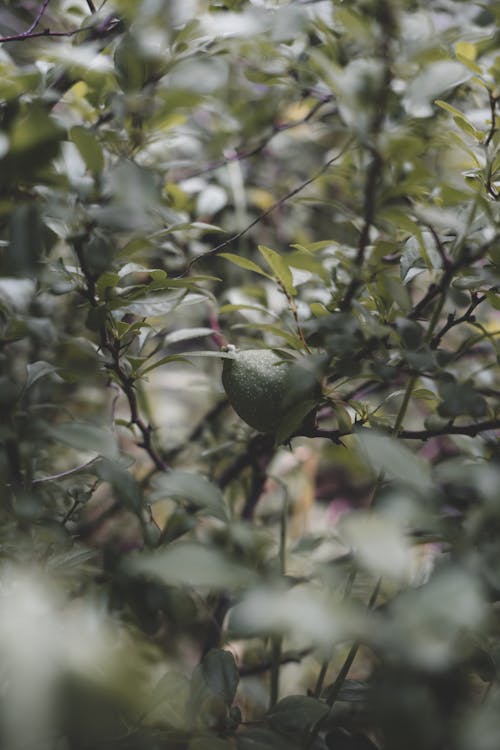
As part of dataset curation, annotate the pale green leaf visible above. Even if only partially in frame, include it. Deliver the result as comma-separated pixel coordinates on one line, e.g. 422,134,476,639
258,245,295,297
50,423,119,460
150,471,229,521
220,253,271,278
69,126,104,175
127,543,257,590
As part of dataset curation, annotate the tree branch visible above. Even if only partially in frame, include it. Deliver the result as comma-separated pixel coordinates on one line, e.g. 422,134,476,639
339,12,394,311
73,240,167,473
32,457,99,484
179,94,335,180
0,11,121,43
308,417,500,443
430,292,489,349
24,0,51,37
484,89,498,148
410,235,499,321
398,418,500,440
181,138,355,275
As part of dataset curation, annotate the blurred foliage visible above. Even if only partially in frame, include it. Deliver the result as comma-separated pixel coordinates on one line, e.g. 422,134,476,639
0,0,499,748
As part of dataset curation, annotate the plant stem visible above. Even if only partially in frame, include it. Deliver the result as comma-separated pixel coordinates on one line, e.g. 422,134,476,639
305,579,381,748
269,483,289,709
313,570,357,698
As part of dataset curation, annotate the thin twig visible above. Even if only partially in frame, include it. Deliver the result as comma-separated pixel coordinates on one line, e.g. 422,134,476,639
0,12,121,43
305,579,381,749
430,292,488,349
313,569,357,698
410,230,497,320
25,0,51,36
0,26,83,43
484,90,498,148
32,457,99,484
180,139,355,276
278,280,311,353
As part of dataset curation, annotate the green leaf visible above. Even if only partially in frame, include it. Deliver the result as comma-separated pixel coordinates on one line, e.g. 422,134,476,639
49,423,119,461
220,253,272,278
228,586,353,647
139,354,190,375
356,431,432,491
185,350,235,360
114,33,149,92
275,400,318,444
163,327,215,344
146,671,190,730
9,203,44,274
9,104,62,155
486,291,500,310
435,99,468,119
69,126,104,175
438,380,488,418
453,116,483,141
127,543,258,590
150,471,229,521
95,459,143,511
96,272,120,298
268,695,329,737
236,728,301,750
234,323,303,349
287,250,329,281
404,61,471,117
117,291,206,317
258,245,296,297
191,649,239,710
25,361,57,391
219,303,276,318
339,511,412,581
189,738,233,750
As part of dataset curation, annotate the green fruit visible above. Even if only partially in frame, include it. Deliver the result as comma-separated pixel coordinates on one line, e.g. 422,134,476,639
222,348,320,434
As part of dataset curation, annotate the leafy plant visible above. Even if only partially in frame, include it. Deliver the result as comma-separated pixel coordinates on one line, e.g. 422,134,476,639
0,1,499,749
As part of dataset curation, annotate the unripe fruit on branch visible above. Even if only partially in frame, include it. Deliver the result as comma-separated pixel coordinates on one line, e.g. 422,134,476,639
221,347,321,434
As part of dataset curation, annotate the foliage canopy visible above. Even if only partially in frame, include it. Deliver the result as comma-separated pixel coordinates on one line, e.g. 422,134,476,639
0,1,499,749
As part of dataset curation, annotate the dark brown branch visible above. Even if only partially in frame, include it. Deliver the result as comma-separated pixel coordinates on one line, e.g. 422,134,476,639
323,579,381,708
430,292,488,349
398,418,500,440
484,90,498,148
339,148,383,310
4,438,23,490
309,418,500,443
218,449,254,489
421,221,452,269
